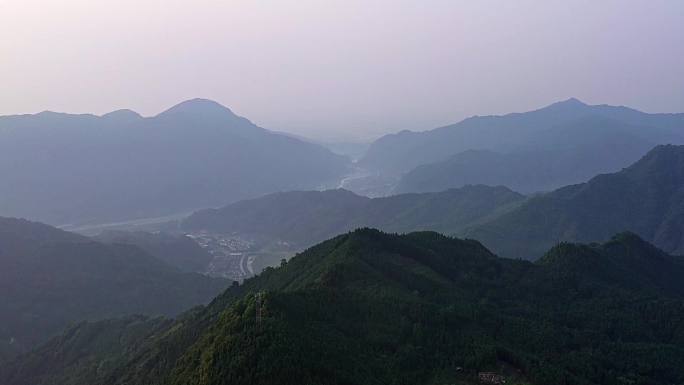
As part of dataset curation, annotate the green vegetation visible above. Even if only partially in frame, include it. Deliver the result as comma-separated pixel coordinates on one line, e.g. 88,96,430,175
183,185,524,249
4,229,683,385
185,144,684,267
0,316,171,385
0,217,228,358
467,144,684,259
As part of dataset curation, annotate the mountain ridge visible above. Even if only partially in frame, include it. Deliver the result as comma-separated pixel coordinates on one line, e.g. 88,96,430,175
0,216,228,359
396,115,658,194
3,229,684,385
360,99,684,185
181,185,525,254
0,99,349,225
466,144,684,259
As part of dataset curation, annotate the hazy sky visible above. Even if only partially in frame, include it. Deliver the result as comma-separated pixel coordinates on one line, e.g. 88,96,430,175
1,0,683,141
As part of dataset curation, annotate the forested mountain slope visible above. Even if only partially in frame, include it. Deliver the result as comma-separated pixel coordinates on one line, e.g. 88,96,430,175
0,217,227,358
182,185,524,248
467,144,684,259
4,229,683,385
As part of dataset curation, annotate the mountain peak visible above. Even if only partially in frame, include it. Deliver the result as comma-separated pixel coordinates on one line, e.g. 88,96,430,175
156,98,238,119
604,231,664,257
101,109,142,121
623,144,684,179
537,241,596,267
641,143,684,159
546,97,588,109
562,97,586,105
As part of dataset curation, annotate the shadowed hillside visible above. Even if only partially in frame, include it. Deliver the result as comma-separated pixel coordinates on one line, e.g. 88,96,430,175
0,217,228,358
466,144,684,259
94,230,213,273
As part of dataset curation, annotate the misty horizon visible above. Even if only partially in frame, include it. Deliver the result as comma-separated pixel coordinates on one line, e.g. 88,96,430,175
1,96,680,143
2,0,683,141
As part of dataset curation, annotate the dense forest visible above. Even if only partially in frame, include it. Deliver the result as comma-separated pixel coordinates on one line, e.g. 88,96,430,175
468,144,684,259
3,229,683,385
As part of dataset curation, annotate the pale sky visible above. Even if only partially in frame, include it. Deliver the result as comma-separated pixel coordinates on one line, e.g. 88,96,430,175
1,0,683,141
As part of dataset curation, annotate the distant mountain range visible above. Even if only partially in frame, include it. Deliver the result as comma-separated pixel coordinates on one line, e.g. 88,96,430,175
3,229,683,385
182,185,524,249
0,217,227,359
0,99,349,225
466,144,684,259
361,98,684,194
394,116,659,194
183,144,684,265
4,96,684,384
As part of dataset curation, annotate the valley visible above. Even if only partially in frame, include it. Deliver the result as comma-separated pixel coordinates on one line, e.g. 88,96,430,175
3,5,683,384
2,100,683,385
188,232,256,278
333,166,399,197
180,232,297,281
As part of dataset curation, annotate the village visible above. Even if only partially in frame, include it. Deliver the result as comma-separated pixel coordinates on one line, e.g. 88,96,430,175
186,232,257,281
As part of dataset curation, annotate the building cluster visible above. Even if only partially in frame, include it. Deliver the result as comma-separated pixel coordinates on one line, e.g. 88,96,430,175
186,232,255,280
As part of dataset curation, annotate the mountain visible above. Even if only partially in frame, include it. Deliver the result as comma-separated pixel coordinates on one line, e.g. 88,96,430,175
3,229,684,385
395,116,660,194
537,232,684,297
466,144,684,259
0,99,349,226
182,185,525,248
94,230,213,273
361,99,684,192
0,217,228,358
